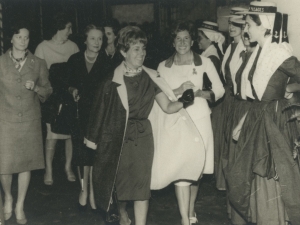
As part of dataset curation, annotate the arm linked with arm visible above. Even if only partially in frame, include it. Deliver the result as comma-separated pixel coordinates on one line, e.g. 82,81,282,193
36,59,53,103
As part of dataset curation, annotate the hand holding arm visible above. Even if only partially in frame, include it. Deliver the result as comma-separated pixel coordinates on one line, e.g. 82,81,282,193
194,89,215,103
173,81,195,96
68,87,80,102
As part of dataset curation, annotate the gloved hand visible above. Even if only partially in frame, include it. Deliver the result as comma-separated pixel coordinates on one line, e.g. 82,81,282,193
178,89,194,108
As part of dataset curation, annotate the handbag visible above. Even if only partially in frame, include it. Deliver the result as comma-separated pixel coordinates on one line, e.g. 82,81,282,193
106,187,120,223
50,101,72,135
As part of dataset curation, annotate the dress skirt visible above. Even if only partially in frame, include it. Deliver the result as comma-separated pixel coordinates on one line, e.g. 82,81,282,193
46,123,71,139
116,129,154,201
0,119,45,174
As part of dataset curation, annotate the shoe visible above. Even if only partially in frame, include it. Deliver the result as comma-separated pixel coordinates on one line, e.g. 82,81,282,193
4,211,12,220
119,219,131,225
15,209,27,224
4,198,13,220
78,202,87,212
44,173,53,185
189,213,198,224
65,169,76,182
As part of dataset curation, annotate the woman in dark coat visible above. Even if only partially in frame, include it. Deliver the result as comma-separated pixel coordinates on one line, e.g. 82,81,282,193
0,22,52,224
67,24,108,211
85,26,194,225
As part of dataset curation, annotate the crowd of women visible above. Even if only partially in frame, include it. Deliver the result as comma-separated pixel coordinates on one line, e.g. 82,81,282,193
1,1,300,225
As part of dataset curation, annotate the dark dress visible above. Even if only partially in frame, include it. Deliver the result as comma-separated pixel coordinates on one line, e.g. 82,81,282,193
67,52,108,166
212,42,238,191
115,71,161,201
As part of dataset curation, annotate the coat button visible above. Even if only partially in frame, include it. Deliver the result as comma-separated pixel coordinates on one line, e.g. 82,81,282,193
195,137,199,142
18,113,22,117
16,96,21,100
17,78,21,83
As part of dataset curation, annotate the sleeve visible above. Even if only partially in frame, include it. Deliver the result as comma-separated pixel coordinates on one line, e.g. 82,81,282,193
280,56,300,83
36,59,53,103
205,57,225,101
34,43,45,59
84,81,109,149
67,54,79,90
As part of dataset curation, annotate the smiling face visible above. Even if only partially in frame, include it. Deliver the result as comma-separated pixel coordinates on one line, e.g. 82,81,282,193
228,19,242,38
57,22,72,42
121,41,146,69
11,28,29,52
173,30,193,56
104,27,116,45
241,25,251,47
244,15,266,43
85,29,103,54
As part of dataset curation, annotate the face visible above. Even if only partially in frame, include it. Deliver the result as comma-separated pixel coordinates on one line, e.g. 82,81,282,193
244,15,265,43
241,25,250,46
104,27,116,45
57,22,72,41
197,31,210,50
11,28,29,52
173,30,193,55
86,29,103,54
228,19,242,38
121,41,146,69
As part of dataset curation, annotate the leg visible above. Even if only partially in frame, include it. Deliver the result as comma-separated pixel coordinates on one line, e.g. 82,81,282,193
89,167,97,209
189,182,199,223
44,139,57,185
78,166,90,206
119,201,131,225
134,200,148,225
65,138,75,181
15,171,31,224
0,174,13,220
175,183,191,225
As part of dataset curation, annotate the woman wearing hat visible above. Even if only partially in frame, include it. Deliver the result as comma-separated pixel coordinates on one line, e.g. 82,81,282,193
226,2,300,225
197,21,225,87
212,7,246,193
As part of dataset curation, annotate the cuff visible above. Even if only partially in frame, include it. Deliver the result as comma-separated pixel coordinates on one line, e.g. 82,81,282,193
84,138,97,150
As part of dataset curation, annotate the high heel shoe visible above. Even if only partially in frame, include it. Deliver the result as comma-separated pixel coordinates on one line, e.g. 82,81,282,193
4,198,13,220
14,209,27,225
189,213,198,224
65,169,76,182
44,173,53,185
78,202,87,212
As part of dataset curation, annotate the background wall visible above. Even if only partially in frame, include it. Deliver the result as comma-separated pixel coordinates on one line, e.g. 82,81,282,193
262,0,300,59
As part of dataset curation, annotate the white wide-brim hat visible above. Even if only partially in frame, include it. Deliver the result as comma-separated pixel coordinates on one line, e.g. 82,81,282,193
236,1,277,15
223,7,248,18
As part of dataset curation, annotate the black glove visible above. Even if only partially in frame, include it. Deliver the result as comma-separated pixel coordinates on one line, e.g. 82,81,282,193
178,89,194,108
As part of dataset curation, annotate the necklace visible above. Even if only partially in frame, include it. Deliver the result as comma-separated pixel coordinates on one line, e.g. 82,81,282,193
84,51,98,64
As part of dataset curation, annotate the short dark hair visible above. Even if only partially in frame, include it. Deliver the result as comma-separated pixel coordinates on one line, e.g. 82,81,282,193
171,21,196,42
9,20,31,39
50,12,72,37
247,14,271,36
84,24,108,49
102,18,120,36
117,26,147,53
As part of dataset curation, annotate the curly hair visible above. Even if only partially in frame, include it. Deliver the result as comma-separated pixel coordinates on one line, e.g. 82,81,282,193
50,12,73,37
116,26,147,53
171,20,197,42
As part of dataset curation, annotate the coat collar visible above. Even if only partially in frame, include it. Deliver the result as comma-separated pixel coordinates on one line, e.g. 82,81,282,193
165,51,202,68
3,50,35,74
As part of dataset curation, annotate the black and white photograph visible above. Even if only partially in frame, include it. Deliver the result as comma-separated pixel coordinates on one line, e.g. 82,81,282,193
0,0,300,225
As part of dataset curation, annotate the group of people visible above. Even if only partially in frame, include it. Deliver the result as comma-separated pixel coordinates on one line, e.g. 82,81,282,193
0,1,300,225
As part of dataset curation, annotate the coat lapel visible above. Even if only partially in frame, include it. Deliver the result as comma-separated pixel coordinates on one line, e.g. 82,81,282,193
19,52,35,75
112,62,129,119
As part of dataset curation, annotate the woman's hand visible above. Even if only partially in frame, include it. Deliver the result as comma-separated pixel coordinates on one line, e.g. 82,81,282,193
69,87,80,102
25,80,39,92
194,89,215,102
173,81,195,96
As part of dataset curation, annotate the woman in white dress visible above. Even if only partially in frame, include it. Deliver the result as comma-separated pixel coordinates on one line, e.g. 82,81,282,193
156,21,224,225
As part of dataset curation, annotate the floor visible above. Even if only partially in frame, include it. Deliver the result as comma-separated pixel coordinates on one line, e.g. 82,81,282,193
2,144,232,225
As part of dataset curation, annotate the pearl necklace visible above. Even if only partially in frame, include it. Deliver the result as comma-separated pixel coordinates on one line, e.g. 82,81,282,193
84,51,98,64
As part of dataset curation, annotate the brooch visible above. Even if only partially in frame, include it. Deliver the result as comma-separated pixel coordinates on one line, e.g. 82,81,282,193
192,68,197,75
31,59,34,63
